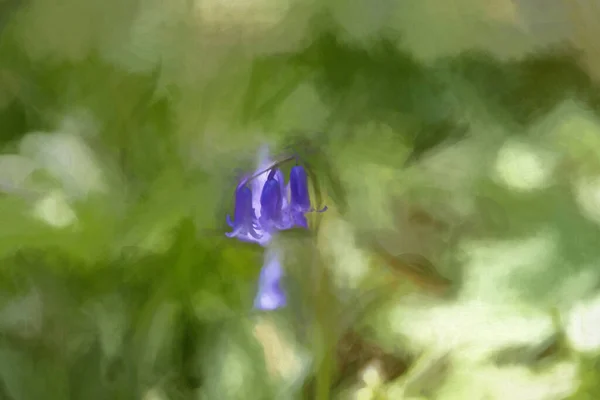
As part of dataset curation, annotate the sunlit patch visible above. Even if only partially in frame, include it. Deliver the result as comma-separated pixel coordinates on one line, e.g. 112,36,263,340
252,317,310,385
390,299,555,362
354,386,375,400
435,359,578,400
493,140,556,192
359,361,385,395
539,99,600,164
458,231,558,303
20,132,107,199
386,233,559,359
32,190,77,228
384,226,573,396
574,175,600,225
565,294,600,354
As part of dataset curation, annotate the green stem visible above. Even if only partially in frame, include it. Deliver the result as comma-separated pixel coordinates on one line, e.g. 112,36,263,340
313,249,335,400
245,155,296,184
315,340,333,400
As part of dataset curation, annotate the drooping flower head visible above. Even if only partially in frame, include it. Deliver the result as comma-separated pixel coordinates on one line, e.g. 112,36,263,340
290,166,311,212
226,147,278,246
259,168,293,232
226,145,328,312
226,177,264,243
289,165,327,229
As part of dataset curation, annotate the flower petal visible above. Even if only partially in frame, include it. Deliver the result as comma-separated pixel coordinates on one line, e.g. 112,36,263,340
254,248,286,310
290,165,312,212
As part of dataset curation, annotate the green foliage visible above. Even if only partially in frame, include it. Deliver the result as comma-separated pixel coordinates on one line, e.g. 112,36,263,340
2,2,600,399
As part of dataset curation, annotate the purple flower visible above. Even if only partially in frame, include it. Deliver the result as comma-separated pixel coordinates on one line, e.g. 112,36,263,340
254,248,287,310
226,146,277,246
226,177,264,243
225,146,329,312
259,169,293,232
289,165,327,228
290,166,311,212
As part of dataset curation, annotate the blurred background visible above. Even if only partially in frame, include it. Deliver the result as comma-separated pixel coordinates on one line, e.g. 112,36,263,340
2,0,600,399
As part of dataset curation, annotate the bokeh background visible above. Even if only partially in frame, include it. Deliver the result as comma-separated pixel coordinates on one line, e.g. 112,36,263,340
2,0,600,399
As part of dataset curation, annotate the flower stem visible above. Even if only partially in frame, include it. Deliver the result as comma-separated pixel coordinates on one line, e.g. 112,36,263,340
245,155,296,184
313,249,335,400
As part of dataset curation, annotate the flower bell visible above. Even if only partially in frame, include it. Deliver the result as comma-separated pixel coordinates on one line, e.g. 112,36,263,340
259,169,293,232
254,248,286,310
289,165,327,228
226,178,265,244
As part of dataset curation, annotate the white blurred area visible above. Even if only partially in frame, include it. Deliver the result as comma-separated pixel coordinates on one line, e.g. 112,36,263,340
32,189,77,228
19,131,107,199
565,294,600,354
493,139,557,192
385,230,560,366
0,111,107,228
433,359,578,400
252,317,312,387
336,99,600,398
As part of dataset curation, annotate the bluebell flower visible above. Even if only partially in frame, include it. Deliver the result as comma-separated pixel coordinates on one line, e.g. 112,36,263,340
289,165,327,229
254,247,287,310
226,177,263,241
226,147,278,246
226,146,328,312
259,168,293,232
248,147,279,244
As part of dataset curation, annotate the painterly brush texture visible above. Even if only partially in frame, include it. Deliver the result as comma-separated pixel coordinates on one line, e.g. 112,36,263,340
2,1,600,399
